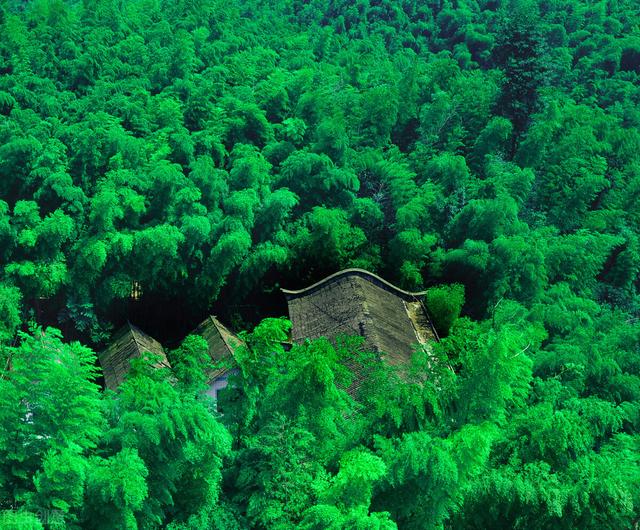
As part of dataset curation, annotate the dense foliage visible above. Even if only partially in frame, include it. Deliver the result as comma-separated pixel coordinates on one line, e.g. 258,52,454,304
0,0,639,527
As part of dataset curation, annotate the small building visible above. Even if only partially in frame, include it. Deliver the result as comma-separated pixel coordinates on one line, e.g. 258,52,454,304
282,269,437,368
191,315,243,400
98,272,435,395
98,323,171,391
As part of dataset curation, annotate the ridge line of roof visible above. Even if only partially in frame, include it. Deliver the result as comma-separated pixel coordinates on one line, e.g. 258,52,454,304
128,323,143,356
357,275,384,356
208,315,237,355
128,323,165,358
281,268,427,298
403,299,427,346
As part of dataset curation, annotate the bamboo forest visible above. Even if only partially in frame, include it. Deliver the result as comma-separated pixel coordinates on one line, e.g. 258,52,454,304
0,0,639,528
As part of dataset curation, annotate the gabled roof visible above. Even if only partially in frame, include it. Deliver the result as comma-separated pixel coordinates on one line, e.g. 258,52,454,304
98,323,170,391
192,316,243,380
282,269,437,367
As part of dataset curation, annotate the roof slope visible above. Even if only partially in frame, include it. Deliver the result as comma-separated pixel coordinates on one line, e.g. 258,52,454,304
192,316,243,380
98,323,170,390
283,269,437,366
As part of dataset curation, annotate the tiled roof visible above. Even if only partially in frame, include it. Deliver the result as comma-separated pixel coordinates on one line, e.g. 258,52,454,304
98,323,170,390
283,269,438,389
192,315,244,381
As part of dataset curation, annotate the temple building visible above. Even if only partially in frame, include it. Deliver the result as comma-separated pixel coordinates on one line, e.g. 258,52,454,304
98,270,437,394
282,268,437,367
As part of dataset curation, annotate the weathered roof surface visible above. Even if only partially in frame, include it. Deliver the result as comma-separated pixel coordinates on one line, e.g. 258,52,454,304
98,323,170,391
283,269,437,366
192,316,243,380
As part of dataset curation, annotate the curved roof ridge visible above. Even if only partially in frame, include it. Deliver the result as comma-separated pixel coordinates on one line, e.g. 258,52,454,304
281,268,426,299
